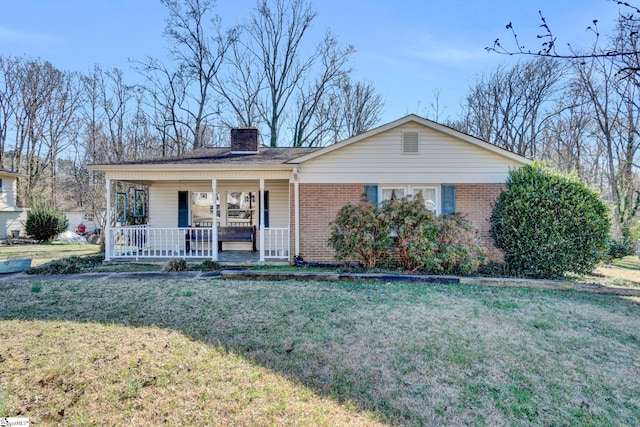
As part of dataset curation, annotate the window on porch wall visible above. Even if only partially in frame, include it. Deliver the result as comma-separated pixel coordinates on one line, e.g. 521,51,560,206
181,190,269,228
226,191,255,227
191,192,218,227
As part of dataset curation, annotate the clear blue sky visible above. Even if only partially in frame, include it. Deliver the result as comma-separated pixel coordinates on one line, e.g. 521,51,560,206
0,0,620,123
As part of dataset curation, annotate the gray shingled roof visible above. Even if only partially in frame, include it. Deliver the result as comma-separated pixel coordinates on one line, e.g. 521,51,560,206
94,147,320,166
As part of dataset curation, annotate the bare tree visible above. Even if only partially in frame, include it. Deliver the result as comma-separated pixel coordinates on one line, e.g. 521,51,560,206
339,77,384,139
135,58,191,155
160,0,236,150
488,2,640,62
12,60,74,205
572,41,640,242
454,57,564,158
244,0,319,146
42,70,81,206
214,36,264,129
538,96,599,181
291,33,354,147
0,56,21,168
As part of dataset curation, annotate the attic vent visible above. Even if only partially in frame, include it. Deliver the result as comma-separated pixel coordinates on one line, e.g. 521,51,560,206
402,132,419,153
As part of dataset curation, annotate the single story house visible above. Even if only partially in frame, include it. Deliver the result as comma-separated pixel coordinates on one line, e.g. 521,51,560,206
0,168,28,239
88,114,531,264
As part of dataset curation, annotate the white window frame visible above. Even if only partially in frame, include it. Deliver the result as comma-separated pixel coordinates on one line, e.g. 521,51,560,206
380,187,406,204
379,185,441,215
410,186,439,215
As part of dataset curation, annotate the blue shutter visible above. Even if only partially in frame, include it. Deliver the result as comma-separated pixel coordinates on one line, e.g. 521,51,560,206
441,185,456,214
364,185,378,205
262,191,269,228
178,191,189,227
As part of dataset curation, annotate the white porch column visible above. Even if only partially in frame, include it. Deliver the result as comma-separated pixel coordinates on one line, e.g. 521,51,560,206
259,178,265,262
105,178,112,261
294,169,300,258
212,179,218,261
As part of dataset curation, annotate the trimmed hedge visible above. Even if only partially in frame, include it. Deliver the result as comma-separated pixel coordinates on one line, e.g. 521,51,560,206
490,163,610,279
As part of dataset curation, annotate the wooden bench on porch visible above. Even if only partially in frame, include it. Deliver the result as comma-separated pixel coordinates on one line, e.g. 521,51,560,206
218,226,256,252
187,225,256,252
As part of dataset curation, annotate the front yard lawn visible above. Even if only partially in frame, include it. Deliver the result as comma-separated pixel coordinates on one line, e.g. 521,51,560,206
0,242,101,266
590,255,640,287
1,278,638,425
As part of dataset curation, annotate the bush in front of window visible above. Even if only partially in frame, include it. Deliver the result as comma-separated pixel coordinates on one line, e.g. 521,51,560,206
329,195,485,275
437,213,486,276
25,204,69,242
490,162,610,279
380,196,440,272
328,195,391,268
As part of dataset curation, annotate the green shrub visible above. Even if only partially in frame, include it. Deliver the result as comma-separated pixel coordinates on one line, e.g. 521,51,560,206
25,205,68,241
198,260,220,271
381,197,440,273
606,238,634,261
436,213,486,276
490,163,610,279
25,258,80,275
163,259,188,272
329,194,391,268
329,195,486,275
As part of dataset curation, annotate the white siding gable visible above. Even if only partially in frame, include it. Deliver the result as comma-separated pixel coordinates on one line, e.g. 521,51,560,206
297,123,525,184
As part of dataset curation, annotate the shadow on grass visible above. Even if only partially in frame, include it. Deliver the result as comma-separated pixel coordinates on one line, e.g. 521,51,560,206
1,278,639,425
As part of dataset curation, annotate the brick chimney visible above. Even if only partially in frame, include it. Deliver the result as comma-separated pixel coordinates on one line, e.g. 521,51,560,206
230,128,259,153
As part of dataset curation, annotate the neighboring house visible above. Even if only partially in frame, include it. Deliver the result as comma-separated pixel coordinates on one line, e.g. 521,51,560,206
65,207,101,234
0,169,28,238
88,114,531,264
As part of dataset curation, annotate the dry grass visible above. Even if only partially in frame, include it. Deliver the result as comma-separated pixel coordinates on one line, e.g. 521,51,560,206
1,320,380,426
1,278,639,426
583,256,640,288
0,243,101,266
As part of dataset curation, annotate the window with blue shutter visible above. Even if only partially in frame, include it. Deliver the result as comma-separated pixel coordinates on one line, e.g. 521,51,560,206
441,185,456,214
364,185,378,206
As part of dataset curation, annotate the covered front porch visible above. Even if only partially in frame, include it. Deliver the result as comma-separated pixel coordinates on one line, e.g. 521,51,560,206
103,171,300,264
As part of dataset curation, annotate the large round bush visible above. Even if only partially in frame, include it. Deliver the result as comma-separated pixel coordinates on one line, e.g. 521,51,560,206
490,163,610,279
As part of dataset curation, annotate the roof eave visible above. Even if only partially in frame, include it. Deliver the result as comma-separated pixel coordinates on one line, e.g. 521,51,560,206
86,163,297,172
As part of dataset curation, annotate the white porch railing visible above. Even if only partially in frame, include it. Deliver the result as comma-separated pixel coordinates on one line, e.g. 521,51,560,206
108,225,289,260
264,227,289,259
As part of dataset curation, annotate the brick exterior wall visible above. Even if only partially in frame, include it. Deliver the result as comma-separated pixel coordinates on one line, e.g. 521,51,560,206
290,183,364,263
290,182,505,264
455,183,504,261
